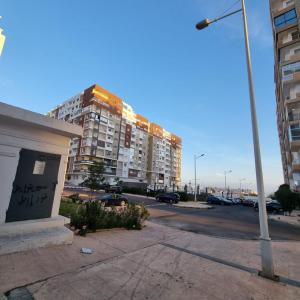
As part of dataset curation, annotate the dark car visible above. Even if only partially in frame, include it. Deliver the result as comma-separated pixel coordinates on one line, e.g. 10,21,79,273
156,192,180,204
97,194,128,207
226,197,240,205
231,198,242,204
254,201,282,213
241,198,255,207
105,185,122,194
207,196,233,205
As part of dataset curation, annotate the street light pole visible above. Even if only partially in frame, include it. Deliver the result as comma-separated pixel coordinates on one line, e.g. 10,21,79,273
194,154,205,201
195,0,275,279
224,170,232,196
241,0,274,279
194,155,197,201
239,178,246,193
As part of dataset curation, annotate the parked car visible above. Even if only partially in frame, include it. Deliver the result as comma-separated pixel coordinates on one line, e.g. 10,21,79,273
254,201,282,213
207,196,233,205
105,185,122,194
156,192,180,204
226,197,240,205
241,198,255,207
231,198,242,204
97,194,128,207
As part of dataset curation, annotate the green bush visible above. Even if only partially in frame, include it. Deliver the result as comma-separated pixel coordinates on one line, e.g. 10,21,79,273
275,184,299,215
122,186,147,196
177,192,189,202
59,201,81,217
68,193,81,203
70,201,149,235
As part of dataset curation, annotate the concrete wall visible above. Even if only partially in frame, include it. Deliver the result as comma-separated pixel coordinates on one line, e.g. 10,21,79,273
0,120,71,224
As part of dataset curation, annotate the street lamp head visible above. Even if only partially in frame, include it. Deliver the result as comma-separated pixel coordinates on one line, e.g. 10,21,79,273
195,19,210,30
200,153,205,157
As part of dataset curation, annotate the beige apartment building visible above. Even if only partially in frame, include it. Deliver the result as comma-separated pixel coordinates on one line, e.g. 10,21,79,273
270,0,300,189
48,84,182,189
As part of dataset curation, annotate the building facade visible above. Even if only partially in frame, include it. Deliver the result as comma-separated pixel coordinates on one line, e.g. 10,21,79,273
0,26,5,56
48,84,182,189
270,0,300,189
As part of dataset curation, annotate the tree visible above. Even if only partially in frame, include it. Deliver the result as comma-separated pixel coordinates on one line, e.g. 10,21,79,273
114,176,123,186
184,184,188,193
82,161,105,200
274,184,298,215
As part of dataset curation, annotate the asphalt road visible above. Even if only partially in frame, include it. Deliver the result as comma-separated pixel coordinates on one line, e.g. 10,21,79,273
64,188,300,241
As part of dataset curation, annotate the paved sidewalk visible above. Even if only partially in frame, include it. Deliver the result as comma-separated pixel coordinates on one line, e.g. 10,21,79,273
1,222,300,299
269,210,300,227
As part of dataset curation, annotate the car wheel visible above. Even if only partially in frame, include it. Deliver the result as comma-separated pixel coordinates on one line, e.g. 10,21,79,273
120,200,126,207
169,199,173,204
221,202,224,206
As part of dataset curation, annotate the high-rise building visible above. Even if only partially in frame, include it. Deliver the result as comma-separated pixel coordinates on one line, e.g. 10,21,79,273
269,0,300,188
0,27,5,56
48,84,182,189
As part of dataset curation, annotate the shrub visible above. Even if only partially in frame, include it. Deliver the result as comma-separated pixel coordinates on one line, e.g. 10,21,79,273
275,184,299,215
122,186,147,196
68,193,81,203
177,192,189,202
59,201,81,217
70,201,149,235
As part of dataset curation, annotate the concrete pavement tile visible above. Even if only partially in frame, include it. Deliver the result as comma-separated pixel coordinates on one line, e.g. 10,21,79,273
0,231,124,293
123,244,174,269
0,251,47,293
109,256,149,279
159,283,219,300
28,280,81,300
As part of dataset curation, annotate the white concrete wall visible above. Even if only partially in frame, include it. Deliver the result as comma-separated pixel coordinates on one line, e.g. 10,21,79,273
0,145,20,224
0,120,73,224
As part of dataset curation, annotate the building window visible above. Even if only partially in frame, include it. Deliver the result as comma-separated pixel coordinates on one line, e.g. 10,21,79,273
290,124,300,140
282,61,300,80
291,30,300,41
274,9,297,29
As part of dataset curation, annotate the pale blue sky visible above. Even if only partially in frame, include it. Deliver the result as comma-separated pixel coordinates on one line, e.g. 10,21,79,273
0,0,282,193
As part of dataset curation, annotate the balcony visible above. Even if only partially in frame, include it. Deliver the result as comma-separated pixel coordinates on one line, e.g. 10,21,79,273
285,94,300,108
291,140,300,151
289,111,300,123
288,53,300,63
272,1,295,17
292,162,300,172
282,72,300,84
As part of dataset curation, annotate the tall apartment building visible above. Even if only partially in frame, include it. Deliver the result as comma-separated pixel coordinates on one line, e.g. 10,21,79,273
270,0,300,189
48,84,182,189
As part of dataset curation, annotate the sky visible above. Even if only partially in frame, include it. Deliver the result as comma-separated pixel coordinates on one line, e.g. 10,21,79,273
0,0,283,193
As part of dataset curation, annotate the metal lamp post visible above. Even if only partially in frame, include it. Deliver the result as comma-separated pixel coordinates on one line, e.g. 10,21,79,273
194,154,205,201
195,0,275,279
224,170,232,194
239,178,246,193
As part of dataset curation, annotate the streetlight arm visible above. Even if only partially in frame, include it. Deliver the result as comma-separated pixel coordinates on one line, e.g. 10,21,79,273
211,8,242,24
196,8,242,30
